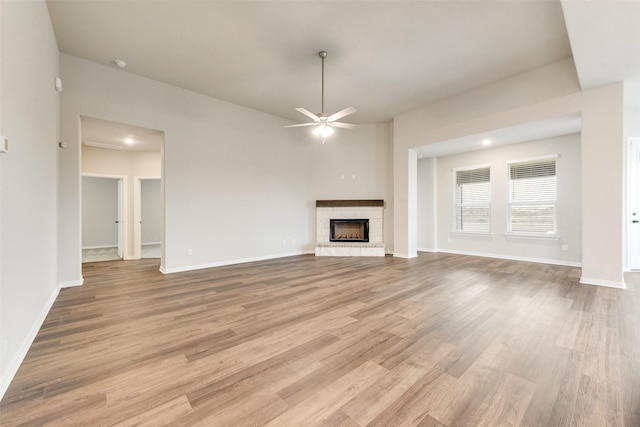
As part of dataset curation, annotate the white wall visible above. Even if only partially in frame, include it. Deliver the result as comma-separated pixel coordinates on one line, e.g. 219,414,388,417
309,123,394,250
59,54,314,278
0,0,3,396
60,54,393,278
418,134,581,265
625,109,640,138
394,57,626,287
141,179,161,244
580,83,624,286
0,0,60,398
394,59,582,259
82,176,119,247
417,157,436,251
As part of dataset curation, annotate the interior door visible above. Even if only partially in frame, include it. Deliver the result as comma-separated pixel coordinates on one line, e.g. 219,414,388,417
117,179,124,259
629,138,640,269
81,175,122,262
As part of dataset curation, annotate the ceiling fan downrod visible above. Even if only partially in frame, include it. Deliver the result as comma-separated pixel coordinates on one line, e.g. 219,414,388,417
319,50,327,115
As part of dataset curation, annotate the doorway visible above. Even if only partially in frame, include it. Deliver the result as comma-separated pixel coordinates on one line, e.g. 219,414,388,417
81,175,125,262
80,116,163,263
135,177,161,259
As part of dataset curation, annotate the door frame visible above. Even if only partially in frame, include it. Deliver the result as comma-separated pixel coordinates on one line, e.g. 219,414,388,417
81,173,128,260
133,176,161,259
627,137,640,270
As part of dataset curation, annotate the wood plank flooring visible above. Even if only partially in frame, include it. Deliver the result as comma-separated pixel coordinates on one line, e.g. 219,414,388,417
2,253,640,426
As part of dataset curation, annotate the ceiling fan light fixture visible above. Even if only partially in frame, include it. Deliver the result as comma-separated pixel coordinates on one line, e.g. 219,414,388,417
313,123,334,138
284,50,356,140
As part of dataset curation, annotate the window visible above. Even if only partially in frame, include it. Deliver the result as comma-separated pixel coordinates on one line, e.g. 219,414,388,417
508,157,557,235
454,166,491,233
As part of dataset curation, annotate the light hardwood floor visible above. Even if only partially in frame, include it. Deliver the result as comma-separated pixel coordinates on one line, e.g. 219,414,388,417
1,253,639,426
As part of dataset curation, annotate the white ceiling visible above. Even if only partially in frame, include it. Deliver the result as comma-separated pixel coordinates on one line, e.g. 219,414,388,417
562,0,640,93
47,0,572,124
46,1,640,154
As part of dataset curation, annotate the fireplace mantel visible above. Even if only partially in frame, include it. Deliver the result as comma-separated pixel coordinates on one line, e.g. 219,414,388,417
316,200,384,208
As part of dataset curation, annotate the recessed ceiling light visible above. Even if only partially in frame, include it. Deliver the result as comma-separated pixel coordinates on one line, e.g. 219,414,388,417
124,137,134,144
482,139,492,146
114,59,127,68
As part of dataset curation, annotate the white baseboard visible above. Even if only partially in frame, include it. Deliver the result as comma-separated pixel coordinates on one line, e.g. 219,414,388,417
82,245,117,250
417,247,438,253
579,276,626,289
393,252,418,259
59,277,84,288
160,250,314,274
0,286,59,401
142,242,161,247
421,249,627,288
437,248,582,268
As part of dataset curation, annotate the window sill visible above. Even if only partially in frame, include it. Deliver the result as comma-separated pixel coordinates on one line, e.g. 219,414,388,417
450,231,492,237
504,233,560,241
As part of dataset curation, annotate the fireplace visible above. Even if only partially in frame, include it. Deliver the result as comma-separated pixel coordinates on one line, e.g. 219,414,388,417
330,219,369,242
315,200,385,256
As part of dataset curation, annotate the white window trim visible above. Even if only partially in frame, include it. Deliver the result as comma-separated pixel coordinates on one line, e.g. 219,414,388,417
451,231,493,237
505,154,559,165
452,164,491,234
504,232,560,240
506,155,558,236
452,163,492,173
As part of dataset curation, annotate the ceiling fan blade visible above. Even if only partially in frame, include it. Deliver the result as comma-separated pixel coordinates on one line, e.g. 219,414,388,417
295,108,320,122
331,122,358,130
327,106,356,122
284,122,317,128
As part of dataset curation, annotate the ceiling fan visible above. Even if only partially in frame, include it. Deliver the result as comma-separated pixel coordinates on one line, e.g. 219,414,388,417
285,51,357,142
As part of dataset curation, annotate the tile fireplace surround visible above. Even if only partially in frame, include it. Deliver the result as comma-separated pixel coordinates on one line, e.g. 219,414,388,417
315,200,385,257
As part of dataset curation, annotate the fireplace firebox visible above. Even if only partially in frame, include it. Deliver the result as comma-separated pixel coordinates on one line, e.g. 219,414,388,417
330,219,369,242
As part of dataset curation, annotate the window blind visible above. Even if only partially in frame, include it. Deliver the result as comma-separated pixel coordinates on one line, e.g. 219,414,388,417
508,158,556,234
455,167,490,233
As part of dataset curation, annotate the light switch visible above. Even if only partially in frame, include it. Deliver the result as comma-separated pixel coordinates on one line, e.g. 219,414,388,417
0,136,8,154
